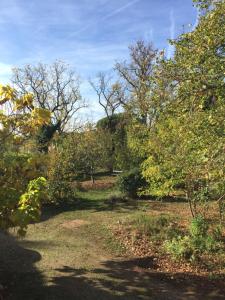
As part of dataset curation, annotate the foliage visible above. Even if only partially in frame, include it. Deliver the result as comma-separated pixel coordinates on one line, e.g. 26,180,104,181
193,0,219,10
48,125,111,203
36,123,61,153
165,216,223,261
140,0,225,217
117,168,147,198
0,176,47,235
48,148,76,204
66,125,112,181
97,113,134,170
0,84,51,135
127,119,150,165
96,113,126,132
11,177,47,235
0,84,50,233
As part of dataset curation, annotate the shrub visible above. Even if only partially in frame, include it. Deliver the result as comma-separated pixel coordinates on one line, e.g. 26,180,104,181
189,215,209,237
165,236,194,261
10,177,47,236
164,216,223,261
105,191,126,207
47,149,76,204
107,191,125,201
117,168,147,198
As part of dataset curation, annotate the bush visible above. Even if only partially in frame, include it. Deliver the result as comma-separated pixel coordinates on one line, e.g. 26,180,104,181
164,216,223,261
10,177,47,236
105,191,126,207
117,168,147,198
48,178,76,204
47,149,76,204
107,191,125,201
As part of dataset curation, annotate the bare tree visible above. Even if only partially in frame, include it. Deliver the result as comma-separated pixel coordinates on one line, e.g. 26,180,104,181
90,72,125,127
12,61,85,133
115,40,157,123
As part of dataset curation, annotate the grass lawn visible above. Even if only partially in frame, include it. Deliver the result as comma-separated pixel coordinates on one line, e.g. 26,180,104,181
0,183,224,299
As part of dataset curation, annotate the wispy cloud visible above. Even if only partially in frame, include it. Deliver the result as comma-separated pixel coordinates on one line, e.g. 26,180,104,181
102,0,140,21
70,0,141,37
0,0,197,120
167,8,175,58
0,0,27,25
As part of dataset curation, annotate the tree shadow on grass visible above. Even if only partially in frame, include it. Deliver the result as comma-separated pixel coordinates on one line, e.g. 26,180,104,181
40,198,139,222
0,231,44,300
140,195,187,203
0,234,224,300
50,257,225,300
75,197,139,212
19,239,58,250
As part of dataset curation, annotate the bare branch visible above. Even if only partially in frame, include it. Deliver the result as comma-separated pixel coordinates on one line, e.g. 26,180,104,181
11,61,85,132
90,72,125,121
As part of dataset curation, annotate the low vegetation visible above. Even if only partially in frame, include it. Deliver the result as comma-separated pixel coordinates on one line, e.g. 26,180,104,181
117,168,147,198
164,216,223,261
130,214,181,241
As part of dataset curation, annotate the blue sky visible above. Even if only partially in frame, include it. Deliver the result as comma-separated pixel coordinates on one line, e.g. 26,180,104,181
0,0,198,120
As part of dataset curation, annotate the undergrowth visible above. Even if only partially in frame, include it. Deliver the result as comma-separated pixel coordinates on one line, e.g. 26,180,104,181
164,216,224,262
130,214,182,241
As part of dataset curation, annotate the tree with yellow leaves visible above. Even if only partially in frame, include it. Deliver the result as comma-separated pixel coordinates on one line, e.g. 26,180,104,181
0,84,50,234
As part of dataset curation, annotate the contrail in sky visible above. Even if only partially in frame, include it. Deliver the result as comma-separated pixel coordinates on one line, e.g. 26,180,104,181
71,0,141,37
101,0,140,21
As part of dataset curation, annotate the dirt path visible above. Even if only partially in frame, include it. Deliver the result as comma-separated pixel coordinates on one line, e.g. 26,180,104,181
0,204,224,300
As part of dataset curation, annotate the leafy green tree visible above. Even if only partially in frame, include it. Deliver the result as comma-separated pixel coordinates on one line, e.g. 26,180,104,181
141,0,225,217
69,125,112,183
48,125,112,202
97,113,133,170
48,146,76,204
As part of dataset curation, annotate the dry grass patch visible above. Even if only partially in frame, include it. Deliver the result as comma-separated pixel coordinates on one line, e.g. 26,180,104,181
61,219,91,229
81,177,116,190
